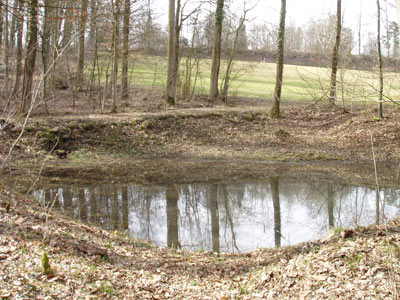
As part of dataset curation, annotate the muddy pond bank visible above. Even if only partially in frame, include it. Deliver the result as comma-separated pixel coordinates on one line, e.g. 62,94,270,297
1,103,400,187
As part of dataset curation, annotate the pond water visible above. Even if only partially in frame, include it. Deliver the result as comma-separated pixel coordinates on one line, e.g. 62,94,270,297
34,177,400,253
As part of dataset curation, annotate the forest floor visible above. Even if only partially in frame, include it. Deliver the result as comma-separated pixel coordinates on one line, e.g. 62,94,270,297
1,96,400,298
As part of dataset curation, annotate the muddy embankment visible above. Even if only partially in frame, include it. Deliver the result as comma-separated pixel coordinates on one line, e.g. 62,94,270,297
1,103,400,187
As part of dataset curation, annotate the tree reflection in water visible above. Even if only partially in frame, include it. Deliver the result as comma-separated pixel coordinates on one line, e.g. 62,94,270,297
34,177,400,252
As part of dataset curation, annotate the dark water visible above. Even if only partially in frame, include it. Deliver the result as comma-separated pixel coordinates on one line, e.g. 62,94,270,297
34,177,400,253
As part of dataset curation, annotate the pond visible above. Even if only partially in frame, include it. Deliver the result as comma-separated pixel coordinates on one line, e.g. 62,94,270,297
33,176,400,253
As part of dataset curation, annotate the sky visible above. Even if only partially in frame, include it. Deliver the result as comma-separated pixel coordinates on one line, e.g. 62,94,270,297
153,0,399,34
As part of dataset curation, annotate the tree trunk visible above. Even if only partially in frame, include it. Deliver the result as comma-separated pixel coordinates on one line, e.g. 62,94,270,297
42,0,52,113
20,0,38,115
11,0,24,97
76,0,88,91
377,0,384,118
9,0,17,48
3,0,9,85
329,0,342,105
173,0,181,100
0,1,3,47
166,0,176,106
88,0,97,49
121,0,130,100
221,16,246,101
61,0,74,48
111,0,120,113
209,0,224,100
269,0,286,119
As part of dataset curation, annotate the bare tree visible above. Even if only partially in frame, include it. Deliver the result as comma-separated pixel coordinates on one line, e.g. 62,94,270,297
41,0,52,113
61,0,74,48
76,0,88,92
209,0,225,100
11,0,24,97
121,0,130,100
166,0,176,105
269,0,286,118
20,0,39,115
221,8,249,101
377,0,384,118
111,0,121,113
329,0,342,105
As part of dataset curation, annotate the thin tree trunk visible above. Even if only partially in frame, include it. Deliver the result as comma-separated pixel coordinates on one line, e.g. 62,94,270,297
111,0,120,113
61,0,73,48
209,0,224,100
42,0,51,114
3,0,9,85
20,0,38,115
358,3,362,55
173,0,181,100
9,0,16,48
89,0,97,49
269,0,286,118
166,0,176,106
329,0,342,105
221,16,246,101
0,1,3,47
76,0,88,92
377,0,384,118
121,0,130,100
11,0,24,97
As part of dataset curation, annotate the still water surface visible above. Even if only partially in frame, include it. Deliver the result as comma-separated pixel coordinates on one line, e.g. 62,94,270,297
34,177,400,253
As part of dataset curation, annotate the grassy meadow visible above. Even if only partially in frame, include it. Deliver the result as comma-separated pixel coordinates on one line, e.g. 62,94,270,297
95,54,400,103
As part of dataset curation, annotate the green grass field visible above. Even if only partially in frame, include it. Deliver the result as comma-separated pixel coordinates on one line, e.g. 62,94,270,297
94,55,400,103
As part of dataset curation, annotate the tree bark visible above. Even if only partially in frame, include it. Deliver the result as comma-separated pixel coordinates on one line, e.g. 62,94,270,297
166,0,176,105
121,0,130,100
111,0,120,113
3,0,9,84
377,0,384,118
11,0,24,97
20,0,38,115
329,0,342,105
209,0,224,100
42,0,52,113
76,0,88,91
9,0,17,48
269,0,286,119
88,0,97,49
61,0,74,48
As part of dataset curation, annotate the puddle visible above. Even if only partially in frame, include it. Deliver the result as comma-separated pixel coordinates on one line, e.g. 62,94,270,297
34,176,400,253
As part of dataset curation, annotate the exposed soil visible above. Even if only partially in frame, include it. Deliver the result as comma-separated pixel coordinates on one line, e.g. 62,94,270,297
1,98,400,187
